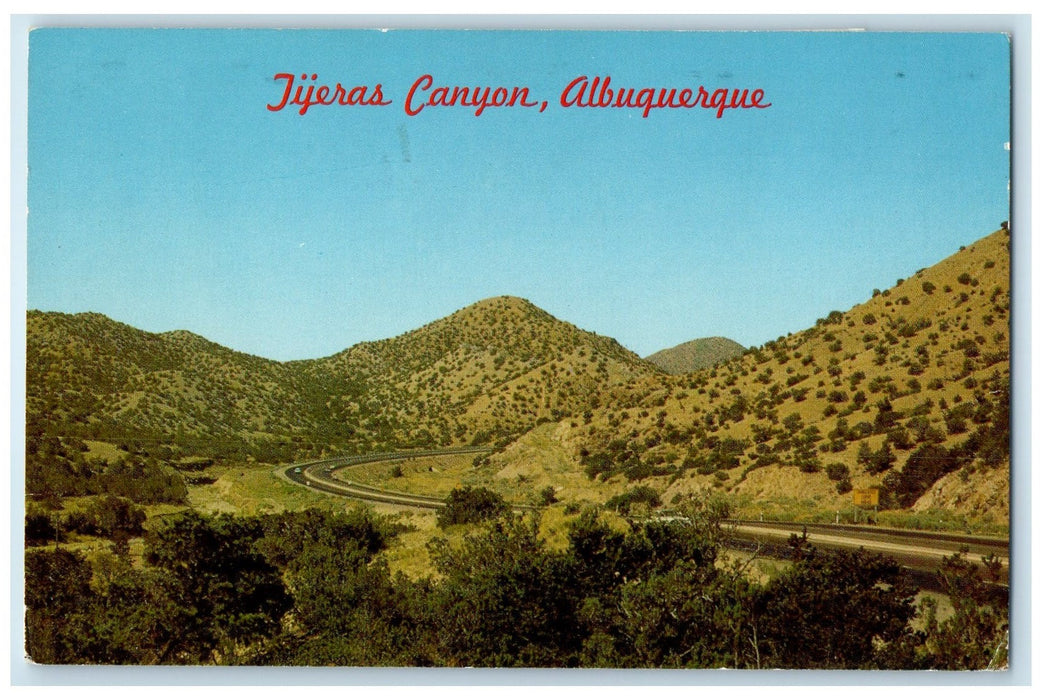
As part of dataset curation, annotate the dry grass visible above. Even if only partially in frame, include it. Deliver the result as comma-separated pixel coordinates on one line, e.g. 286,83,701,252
561,228,1010,533
84,440,126,462
187,463,345,516
345,453,476,498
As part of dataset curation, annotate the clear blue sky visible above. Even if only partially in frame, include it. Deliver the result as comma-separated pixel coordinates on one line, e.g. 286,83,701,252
27,29,1010,360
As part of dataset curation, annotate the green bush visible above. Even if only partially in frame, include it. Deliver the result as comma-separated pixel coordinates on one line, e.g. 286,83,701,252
825,462,849,481
605,486,662,514
437,486,508,527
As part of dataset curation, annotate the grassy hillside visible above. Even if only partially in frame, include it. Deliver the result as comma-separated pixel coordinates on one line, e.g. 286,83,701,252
26,230,1010,529
304,296,657,446
543,228,1010,530
26,311,337,459
645,337,746,374
27,296,656,459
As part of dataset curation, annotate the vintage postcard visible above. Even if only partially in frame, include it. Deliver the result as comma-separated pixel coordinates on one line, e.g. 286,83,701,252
20,25,1014,674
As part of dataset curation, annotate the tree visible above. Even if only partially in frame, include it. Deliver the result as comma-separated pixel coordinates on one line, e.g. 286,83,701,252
568,495,750,668
436,486,508,527
428,515,583,666
581,558,754,668
144,512,292,662
24,505,60,546
867,439,896,475
919,551,1008,669
882,444,961,508
265,541,415,665
237,508,430,666
873,398,899,433
24,549,96,664
84,495,146,540
604,485,661,515
825,462,849,482
84,564,197,664
753,537,919,668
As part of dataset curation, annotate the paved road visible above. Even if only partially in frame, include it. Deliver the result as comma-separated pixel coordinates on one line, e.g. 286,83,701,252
281,448,490,509
279,450,1010,586
722,519,1009,585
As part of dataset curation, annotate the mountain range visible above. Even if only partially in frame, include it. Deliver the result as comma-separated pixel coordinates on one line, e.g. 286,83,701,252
25,227,1011,522
27,296,657,459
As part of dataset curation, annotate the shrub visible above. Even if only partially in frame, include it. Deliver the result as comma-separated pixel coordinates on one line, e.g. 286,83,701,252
67,495,146,540
605,486,661,514
782,413,804,433
437,486,508,527
826,462,850,481
538,486,558,506
797,458,821,474
887,427,913,450
25,510,60,546
755,541,918,668
882,444,961,508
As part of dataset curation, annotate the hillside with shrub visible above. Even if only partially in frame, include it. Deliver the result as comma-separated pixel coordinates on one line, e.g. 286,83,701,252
303,295,656,447
23,228,1012,669
551,227,1010,528
26,297,656,461
25,311,345,461
26,229,1010,528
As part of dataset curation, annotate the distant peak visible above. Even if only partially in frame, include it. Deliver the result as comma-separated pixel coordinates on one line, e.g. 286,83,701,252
449,296,551,320
467,295,536,310
645,336,746,374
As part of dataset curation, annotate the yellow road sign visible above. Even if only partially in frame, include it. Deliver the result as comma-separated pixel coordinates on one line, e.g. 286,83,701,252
852,488,880,507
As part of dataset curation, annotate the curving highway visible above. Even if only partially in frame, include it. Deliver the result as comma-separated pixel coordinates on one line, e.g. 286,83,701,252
281,447,490,509
278,449,1010,587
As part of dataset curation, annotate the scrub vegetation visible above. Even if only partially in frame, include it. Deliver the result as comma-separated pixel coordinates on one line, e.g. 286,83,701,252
24,227,1012,668
24,498,1008,668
